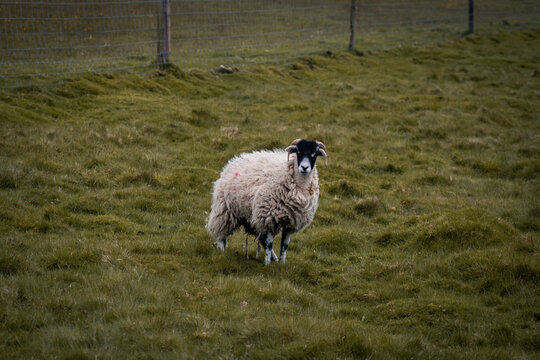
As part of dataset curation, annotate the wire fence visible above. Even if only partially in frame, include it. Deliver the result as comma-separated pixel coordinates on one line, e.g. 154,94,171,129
1,0,540,89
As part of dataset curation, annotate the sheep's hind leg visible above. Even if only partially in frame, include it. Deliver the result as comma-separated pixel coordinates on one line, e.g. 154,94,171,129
271,249,279,262
255,234,261,258
279,229,291,263
244,235,249,259
215,238,227,251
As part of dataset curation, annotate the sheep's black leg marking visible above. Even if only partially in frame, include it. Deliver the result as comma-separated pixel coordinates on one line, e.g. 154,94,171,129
255,234,277,261
271,249,279,262
279,229,291,263
216,238,227,251
254,234,261,258
259,232,274,265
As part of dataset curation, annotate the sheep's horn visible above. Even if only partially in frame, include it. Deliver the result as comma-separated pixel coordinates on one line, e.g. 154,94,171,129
289,138,302,146
316,140,328,166
286,138,302,162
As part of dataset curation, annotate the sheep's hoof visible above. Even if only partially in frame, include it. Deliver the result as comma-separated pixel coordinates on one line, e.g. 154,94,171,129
264,251,272,265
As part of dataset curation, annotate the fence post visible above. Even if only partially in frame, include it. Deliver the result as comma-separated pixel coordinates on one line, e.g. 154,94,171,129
468,0,474,34
348,0,358,51
157,0,171,65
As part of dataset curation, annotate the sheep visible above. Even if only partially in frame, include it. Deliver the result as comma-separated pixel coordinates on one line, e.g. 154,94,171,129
206,139,327,265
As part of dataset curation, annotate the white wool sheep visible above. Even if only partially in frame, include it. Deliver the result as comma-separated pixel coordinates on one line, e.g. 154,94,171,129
206,139,327,265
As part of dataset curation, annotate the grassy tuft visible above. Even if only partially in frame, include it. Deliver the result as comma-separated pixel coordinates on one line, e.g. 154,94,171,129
414,174,454,186
326,179,362,197
354,196,383,217
412,209,516,250
0,168,17,189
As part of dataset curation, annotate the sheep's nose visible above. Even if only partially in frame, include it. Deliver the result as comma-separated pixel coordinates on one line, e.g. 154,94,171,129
301,165,309,172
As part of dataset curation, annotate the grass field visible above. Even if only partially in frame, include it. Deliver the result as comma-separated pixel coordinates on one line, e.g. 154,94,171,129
0,27,539,359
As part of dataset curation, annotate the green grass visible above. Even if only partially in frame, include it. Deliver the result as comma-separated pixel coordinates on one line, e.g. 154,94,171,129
1,28,539,359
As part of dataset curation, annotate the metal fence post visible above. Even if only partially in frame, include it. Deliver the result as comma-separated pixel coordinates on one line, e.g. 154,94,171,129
157,0,171,65
468,0,474,33
348,0,358,51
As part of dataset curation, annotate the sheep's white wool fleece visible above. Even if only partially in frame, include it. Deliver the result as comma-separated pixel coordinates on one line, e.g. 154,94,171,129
206,150,319,239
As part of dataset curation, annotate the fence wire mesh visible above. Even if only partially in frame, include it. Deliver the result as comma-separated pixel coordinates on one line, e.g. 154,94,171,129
1,0,540,89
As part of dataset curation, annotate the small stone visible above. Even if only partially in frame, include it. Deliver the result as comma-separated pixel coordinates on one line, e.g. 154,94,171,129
215,65,234,74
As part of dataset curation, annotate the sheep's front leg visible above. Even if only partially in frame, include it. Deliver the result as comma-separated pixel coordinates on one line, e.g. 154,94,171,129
256,234,278,262
260,232,274,266
279,229,291,263
215,238,227,251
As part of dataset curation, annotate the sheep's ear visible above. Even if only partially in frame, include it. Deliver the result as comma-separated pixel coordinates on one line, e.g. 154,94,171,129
317,149,328,166
285,145,297,162
316,141,328,166
285,145,297,154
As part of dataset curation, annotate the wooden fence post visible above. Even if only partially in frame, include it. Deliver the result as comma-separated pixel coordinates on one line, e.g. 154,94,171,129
468,0,474,34
157,0,171,65
348,0,358,51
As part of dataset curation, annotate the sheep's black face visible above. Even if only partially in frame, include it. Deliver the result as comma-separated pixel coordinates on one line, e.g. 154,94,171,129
286,140,327,175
